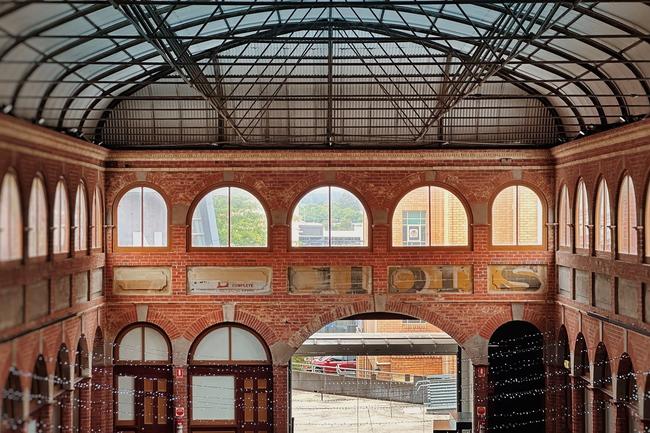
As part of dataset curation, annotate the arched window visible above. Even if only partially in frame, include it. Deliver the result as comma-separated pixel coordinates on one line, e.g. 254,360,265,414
91,188,102,250
0,172,22,261
188,324,271,430
74,183,88,252
27,176,47,258
575,180,590,250
392,186,469,247
191,186,267,248
114,324,171,362
116,186,168,248
491,185,544,247
595,179,612,252
291,186,368,247
617,175,637,255
53,180,69,254
191,325,270,362
558,185,571,248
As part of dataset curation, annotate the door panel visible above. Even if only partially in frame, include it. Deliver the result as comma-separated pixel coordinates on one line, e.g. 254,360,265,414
189,366,272,433
115,367,172,433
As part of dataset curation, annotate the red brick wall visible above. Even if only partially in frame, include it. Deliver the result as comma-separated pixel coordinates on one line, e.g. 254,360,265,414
1,114,649,433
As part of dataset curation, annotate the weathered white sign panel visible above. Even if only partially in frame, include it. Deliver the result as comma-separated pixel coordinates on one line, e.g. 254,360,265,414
187,267,272,295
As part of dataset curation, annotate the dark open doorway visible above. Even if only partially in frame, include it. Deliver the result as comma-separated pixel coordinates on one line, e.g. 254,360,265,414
488,321,545,433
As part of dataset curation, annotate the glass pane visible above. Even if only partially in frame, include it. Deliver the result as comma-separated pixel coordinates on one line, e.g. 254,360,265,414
56,182,69,254
75,185,87,251
392,187,429,247
292,187,330,247
596,181,611,252
559,186,570,247
118,328,142,361
92,190,102,249
117,376,135,421
517,186,542,245
117,188,142,247
191,376,235,421
1,174,23,261
191,188,228,247
330,187,367,247
28,178,48,258
430,186,467,246
492,186,516,245
142,188,167,247
230,188,267,247
144,327,169,361
231,327,268,361
193,327,229,360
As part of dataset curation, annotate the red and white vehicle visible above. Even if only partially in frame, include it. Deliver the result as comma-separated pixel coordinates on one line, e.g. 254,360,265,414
310,355,356,374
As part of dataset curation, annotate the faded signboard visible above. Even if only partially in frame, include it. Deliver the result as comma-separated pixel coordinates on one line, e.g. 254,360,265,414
113,267,172,295
74,272,89,304
0,286,23,331
187,267,272,295
388,265,472,294
90,268,103,300
288,266,371,295
488,265,547,293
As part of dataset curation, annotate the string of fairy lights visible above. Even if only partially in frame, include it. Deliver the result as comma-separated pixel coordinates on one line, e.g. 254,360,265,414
0,329,646,432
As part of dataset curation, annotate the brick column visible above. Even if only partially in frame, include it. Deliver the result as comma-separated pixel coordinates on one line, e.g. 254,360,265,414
614,402,628,433
273,365,288,433
38,403,54,433
172,366,187,433
90,367,106,433
571,376,585,433
102,369,112,433
549,366,572,433
59,392,73,433
591,389,606,433
77,380,91,433
473,364,489,433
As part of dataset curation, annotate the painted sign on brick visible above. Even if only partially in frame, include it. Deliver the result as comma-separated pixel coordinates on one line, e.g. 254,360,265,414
187,267,272,295
288,266,371,295
113,267,172,295
488,265,547,293
388,265,472,294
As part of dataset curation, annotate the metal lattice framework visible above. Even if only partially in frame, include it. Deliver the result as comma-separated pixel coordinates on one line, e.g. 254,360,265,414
0,1,649,149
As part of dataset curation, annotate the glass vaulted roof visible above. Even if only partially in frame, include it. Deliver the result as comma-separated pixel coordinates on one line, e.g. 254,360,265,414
0,1,648,149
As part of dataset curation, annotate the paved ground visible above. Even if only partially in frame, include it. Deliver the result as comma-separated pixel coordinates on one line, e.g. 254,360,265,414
292,390,451,433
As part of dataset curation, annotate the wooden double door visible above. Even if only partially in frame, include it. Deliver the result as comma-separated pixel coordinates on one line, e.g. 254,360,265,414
114,367,172,433
189,365,273,433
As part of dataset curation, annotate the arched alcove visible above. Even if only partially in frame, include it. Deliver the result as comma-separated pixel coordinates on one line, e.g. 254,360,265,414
488,321,545,433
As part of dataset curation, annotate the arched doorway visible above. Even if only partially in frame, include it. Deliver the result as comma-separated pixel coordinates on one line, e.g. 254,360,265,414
556,326,572,433
53,345,72,433
113,323,173,433
574,333,590,433
615,354,638,433
593,343,614,433
2,368,24,432
187,323,273,433
289,313,467,433
488,321,544,433
28,355,49,433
